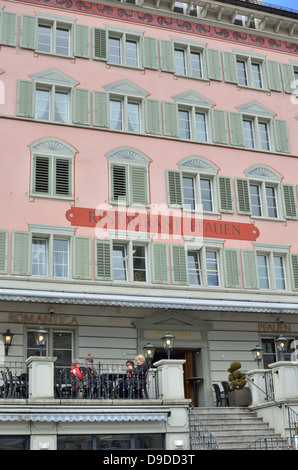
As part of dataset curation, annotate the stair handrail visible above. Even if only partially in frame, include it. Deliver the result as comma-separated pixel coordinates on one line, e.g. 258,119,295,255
245,370,276,403
285,405,298,448
188,405,219,450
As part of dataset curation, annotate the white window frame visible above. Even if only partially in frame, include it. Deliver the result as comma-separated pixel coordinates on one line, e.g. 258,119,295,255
107,28,142,69
31,233,70,279
187,244,222,288
112,240,149,283
182,171,217,214
256,250,288,291
109,95,142,133
37,17,73,57
26,328,75,364
236,54,265,90
35,85,70,123
242,116,271,151
249,180,280,219
178,106,209,142
174,45,203,78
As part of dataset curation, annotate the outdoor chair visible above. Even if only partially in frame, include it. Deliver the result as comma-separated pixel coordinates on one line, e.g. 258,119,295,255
221,381,231,406
212,383,225,407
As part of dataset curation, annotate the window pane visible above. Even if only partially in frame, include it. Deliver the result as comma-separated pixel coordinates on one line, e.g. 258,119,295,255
135,434,164,449
175,49,186,75
257,254,270,289
294,71,298,94
113,245,127,280
243,120,255,148
38,24,52,52
0,436,29,450
188,251,202,285
237,60,248,86
179,110,191,139
36,89,50,120
128,102,140,132
27,330,47,357
109,37,121,64
261,338,276,369
250,184,262,217
266,186,278,218
252,63,263,88
53,331,72,366
53,239,69,277
32,238,48,276
55,91,69,123
56,27,70,55
195,112,207,142
183,176,196,210
96,435,130,450
206,250,219,286
57,435,92,450
126,40,138,67
274,256,286,290
133,245,146,282
110,100,123,129
191,51,202,78
200,178,213,211
259,122,270,151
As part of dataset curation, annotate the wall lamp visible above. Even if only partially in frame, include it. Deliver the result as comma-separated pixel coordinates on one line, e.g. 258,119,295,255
35,327,48,356
2,329,14,356
251,345,263,369
161,331,175,359
143,341,155,366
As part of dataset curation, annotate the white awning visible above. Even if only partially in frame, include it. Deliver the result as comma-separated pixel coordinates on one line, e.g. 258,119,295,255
0,288,298,313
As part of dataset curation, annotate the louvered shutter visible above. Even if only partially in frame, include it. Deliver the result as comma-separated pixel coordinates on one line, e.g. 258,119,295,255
290,254,298,291
228,112,245,147
273,119,290,154
151,243,170,284
0,230,8,274
73,236,91,279
16,80,35,118
222,52,238,84
11,231,31,276
162,102,179,137
72,88,90,125
266,60,282,92
130,166,148,205
206,49,222,81
34,155,50,194
93,91,109,128
145,99,162,135
95,238,113,280
235,178,251,215
281,184,298,219
20,14,37,49
74,24,90,58
93,27,108,61
55,158,71,197
0,11,18,46
171,244,188,285
166,170,183,207
241,250,259,289
111,164,127,202
159,40,174,72
223,248,241,288
143,37,158,70
211,109,228,144
218,176,234,213
281,63,295,94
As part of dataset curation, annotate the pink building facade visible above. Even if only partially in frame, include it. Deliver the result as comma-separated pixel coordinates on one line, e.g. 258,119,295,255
0,0,298,448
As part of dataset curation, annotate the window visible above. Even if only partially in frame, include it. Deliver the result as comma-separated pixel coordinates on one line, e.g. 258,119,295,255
187,247,220,287
178,108,208,142
249,183,278,218
57,434,165,450
110,98,141,132
174,47,203,78
234,14,257,28
27,330,73,365
113,244,127,281
35,87,69,123
112,242,147,282
261,338,295,368
237,60,263,88
256,250,287,290
188,250,202,285
32,236,69,278
37,22,71,55
243,117,270,150
109,35,139,67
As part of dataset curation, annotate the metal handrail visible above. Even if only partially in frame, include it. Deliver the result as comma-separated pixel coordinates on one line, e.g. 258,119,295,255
245,371,275,403
188,406,219,450
286,405,298,448
247,436,292,450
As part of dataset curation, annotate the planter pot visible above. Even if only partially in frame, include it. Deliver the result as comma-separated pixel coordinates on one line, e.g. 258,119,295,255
228,388,252,407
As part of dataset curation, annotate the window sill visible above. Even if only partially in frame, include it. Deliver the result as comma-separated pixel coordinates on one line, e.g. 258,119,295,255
34,51,75,60
250,216,286,223
174,73,209,83
107,62,144,72
30,193,74,202
236,84,270,93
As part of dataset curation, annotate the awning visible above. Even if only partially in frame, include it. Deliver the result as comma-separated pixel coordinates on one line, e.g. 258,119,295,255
0,288,298,313
0,408,169,423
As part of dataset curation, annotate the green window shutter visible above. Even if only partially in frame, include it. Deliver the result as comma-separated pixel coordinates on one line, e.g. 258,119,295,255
95,238,113,280
228,111,245,147
217,176,234,213
206,48,222,81
33,155,50,195
0,230,8,274
93,27,108,61
16,80,35,118
266,60,282,92
170,244,188,285
74,24,90,58
111,163,127,203
72,88,90,125
273,119,290,154
235,178,251,215
11,231,31,276
159,40,174,72
281,63,295,94
93,91,109,128
130,166,149,205
223,248,241,288
162,102,179,137
145,99,162,135
151,243,170,284
290,254,298,291
55,158,72,197
222,51,238,84
20,14,37,49
0,11,18,46
166,170,183,207
281,184,298,219
211,109,228,144
73,236,91,279
143,36,158,70
241,249,259,289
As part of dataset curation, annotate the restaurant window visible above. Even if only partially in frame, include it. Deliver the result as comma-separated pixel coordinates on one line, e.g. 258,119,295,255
27,330,73,365
112,242,148,282
57,434,165,450
32,236,70,278
261,337,295,369
0,436,29,450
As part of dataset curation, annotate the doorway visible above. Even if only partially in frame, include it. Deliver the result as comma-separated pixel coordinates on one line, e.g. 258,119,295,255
153,348,201,407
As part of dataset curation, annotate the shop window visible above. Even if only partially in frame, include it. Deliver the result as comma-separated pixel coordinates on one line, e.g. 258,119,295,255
27,330,73,365
57,434,165,450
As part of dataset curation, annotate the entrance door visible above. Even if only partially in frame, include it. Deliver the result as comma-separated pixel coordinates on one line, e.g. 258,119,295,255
153,349,201,406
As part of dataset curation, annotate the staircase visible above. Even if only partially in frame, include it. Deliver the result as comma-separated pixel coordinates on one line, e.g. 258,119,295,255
192,407,292,450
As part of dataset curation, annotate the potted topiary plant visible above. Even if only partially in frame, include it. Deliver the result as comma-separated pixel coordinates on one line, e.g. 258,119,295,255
227,361,252,407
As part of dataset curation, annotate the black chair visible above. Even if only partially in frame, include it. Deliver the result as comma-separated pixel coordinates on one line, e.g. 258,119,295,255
212,383,224,407
221,381,231,406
